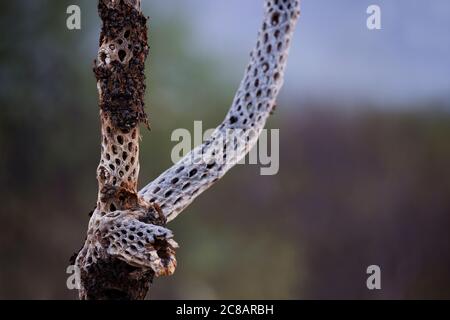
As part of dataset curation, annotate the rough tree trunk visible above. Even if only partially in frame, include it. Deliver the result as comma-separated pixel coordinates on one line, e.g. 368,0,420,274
74,0,177,300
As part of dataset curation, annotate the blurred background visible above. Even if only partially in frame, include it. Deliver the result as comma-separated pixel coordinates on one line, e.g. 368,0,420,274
1,0,450,299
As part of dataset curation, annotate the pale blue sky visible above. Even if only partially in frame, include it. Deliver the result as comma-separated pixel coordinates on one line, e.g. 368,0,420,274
144,0,450,107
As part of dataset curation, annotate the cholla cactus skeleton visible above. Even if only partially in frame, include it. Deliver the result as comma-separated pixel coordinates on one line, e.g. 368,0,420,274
75,0,301,299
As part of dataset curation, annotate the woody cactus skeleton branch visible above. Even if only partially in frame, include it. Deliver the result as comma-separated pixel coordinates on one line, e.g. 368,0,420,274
74,0,300,300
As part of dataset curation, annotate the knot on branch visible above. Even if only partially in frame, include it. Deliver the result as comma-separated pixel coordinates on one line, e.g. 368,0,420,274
75,205,177,299
99,212,178,276
78,209,178,276
76,180,176,298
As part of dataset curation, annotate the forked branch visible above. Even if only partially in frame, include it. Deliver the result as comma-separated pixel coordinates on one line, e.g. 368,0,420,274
75,0,177,300
75,0,300,300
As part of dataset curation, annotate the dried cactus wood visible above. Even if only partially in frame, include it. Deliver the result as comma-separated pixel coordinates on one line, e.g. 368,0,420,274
75,0,177,300
75,0,300,300
140,0,301,222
